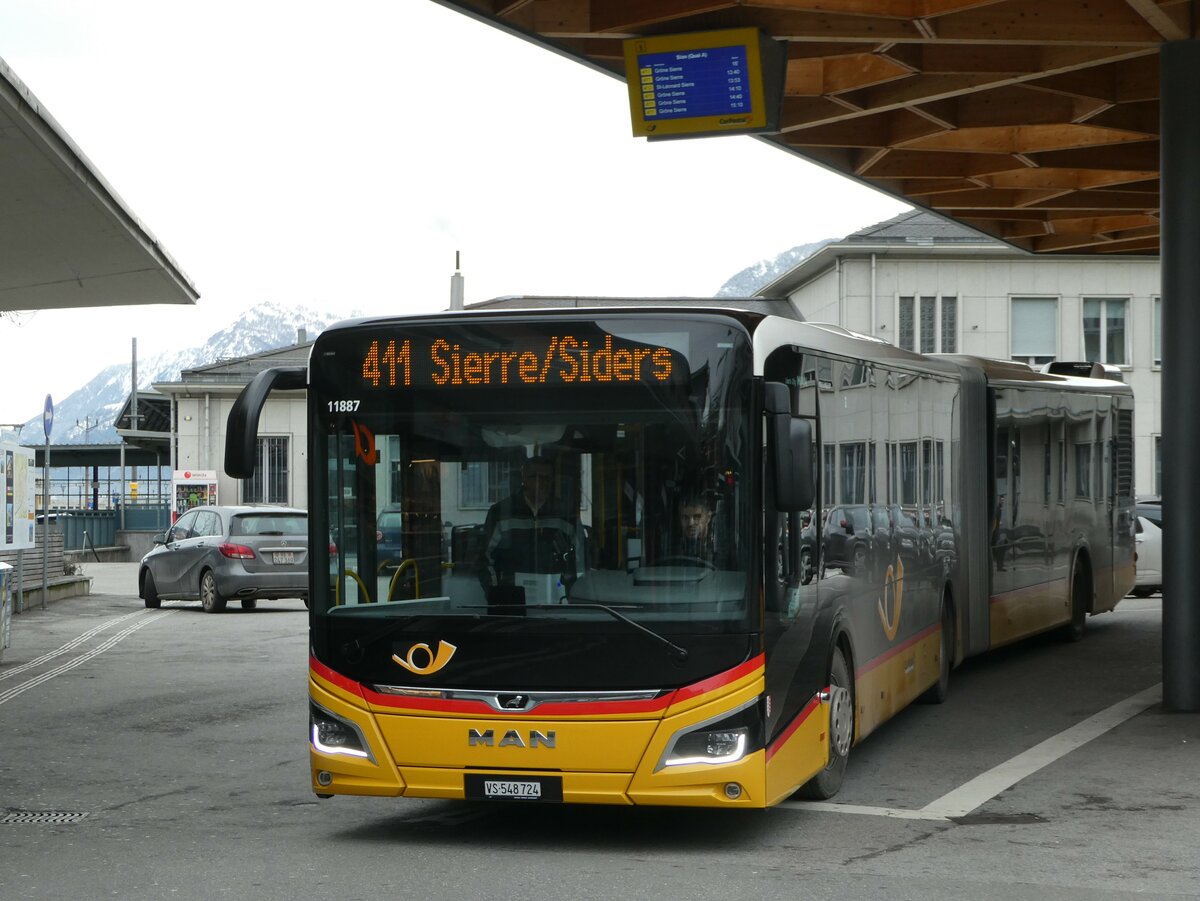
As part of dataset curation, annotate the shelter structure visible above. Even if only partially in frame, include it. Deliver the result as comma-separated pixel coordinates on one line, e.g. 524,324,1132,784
436,0,1199,711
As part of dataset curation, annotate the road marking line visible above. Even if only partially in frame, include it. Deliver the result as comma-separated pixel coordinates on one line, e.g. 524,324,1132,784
776,801,949,821
920,683,1162,819
779,683,1162,822
0,610,144,682
0,611,174,706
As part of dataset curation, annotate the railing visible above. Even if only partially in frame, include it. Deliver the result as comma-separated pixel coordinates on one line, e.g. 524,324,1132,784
48,504,171,550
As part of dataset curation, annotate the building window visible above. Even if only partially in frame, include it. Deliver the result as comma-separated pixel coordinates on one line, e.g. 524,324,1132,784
244,436,289,504
1082,297,1128,365
840,443,866,504
1011,297,1058,365
898,295,958,353
900,441,919,505
1075,443,1092,499
460,461,513,508
823,445,837,505
1154,297,1162,368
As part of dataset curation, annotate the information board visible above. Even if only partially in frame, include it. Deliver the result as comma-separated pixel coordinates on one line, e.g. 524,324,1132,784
0,442,36,550
624,28,786,139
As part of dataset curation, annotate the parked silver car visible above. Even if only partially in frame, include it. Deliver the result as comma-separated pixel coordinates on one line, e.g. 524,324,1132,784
139,505,308,612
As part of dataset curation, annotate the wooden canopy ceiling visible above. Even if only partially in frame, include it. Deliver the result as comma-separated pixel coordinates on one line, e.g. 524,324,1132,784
437,0,1195,256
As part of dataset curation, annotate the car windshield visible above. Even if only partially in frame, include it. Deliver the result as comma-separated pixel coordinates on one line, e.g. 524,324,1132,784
231,513,307,536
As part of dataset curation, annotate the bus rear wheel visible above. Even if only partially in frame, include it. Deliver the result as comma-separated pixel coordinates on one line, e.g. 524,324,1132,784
797,646,853,800
919,596,953,704
1059,562,1088,642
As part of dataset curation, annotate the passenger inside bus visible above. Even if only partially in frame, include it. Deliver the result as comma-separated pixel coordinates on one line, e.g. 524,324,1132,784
478,455,580,605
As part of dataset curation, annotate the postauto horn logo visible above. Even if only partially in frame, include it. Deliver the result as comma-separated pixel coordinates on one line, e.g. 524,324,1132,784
392,640,457,675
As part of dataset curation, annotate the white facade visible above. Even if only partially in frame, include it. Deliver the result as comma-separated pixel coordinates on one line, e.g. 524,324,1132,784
168,388,309,509
154,344,313,511
768,245,1162,497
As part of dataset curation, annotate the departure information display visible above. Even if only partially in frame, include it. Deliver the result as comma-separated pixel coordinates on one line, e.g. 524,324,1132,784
624,28,785,139
636,45,750,121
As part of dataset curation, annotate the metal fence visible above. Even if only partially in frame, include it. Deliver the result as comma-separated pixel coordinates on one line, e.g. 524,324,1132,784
50,504,171,550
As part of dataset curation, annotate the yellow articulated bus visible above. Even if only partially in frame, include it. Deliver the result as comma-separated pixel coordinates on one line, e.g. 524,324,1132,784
225,299,1135,808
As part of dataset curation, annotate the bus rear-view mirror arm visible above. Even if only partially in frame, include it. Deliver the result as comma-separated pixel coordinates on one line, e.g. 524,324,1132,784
225,366,308,478
765,381,814,512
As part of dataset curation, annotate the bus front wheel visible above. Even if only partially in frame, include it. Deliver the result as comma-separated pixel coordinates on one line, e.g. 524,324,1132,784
797,646,853,800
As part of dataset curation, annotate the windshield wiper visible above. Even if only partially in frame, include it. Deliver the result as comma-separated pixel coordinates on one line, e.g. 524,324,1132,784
338,602,689,665
472,603,689,662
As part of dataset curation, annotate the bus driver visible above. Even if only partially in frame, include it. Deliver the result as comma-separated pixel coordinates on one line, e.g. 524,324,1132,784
479,455,578,603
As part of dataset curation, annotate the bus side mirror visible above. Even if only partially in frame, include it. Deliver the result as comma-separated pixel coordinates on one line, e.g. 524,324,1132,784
765,382,814,512
225,366,308,478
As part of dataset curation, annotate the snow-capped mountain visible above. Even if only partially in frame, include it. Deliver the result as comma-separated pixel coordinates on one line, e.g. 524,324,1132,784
715,239,832,298
15,302,354,445
16,241,835,447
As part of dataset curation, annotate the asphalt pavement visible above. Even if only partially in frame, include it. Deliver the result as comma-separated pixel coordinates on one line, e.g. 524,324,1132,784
1,562,1197,900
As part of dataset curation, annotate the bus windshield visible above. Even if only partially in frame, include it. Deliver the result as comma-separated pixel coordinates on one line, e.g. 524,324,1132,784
310,315,756,635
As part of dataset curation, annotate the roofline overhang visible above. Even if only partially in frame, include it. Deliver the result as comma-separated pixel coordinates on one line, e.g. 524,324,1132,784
758,239,1162,298
0,56,199,308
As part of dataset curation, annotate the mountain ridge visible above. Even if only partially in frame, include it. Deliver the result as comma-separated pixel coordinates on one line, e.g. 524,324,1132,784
13,240,833,446
14,302,352,445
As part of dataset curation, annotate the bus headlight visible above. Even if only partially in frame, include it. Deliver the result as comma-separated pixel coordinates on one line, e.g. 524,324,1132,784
310,702,375,762
658,700,762,770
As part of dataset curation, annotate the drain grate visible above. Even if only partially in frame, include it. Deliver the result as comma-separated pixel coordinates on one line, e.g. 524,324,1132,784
1,811,90,824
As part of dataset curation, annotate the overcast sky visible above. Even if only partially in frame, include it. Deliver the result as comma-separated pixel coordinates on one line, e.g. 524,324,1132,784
0,0,907,427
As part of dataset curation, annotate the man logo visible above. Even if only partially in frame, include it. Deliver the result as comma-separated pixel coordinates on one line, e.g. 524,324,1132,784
392,640,457,675
468,729,556,749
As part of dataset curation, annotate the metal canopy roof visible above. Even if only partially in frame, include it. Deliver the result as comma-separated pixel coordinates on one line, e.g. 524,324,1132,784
437,0,1183,256
0,57,197,311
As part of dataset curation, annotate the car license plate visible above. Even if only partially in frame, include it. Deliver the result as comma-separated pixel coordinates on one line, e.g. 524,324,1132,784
273,552,295,565
464,774,563,802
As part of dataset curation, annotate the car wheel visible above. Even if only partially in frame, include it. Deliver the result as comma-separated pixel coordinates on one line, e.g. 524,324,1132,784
799,548,814,585
200,570,227,613
240,597,257,611
796,646,853,800
143,571,161,609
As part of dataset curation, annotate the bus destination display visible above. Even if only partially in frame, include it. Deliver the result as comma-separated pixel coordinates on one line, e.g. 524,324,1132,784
359,334,676,389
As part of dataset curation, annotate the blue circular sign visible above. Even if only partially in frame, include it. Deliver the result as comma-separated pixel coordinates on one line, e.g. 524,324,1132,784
43,394,53,440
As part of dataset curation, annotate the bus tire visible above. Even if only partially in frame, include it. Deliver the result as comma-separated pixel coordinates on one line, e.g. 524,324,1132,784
1059,561,1088,642
200,570,227,614
919,594,953,704
143,572,161,609
797,645,853,800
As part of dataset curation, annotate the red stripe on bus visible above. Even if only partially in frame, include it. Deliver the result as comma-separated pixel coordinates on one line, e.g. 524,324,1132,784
310,655,367,698
309,654,764,717
854,622,939,678
765,695,821,762
666,654,765,706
